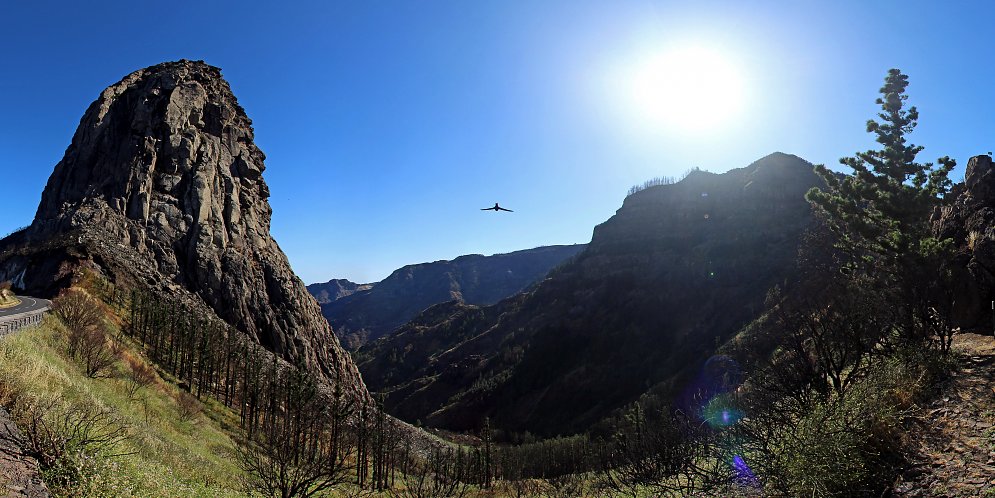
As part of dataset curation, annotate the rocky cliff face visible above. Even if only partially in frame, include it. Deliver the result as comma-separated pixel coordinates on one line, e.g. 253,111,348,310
314,244,586,349
357,153,821,436
933,154,995,329
0,60,365,393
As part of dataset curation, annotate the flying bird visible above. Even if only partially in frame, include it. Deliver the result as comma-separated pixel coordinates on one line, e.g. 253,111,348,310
481,203,513,212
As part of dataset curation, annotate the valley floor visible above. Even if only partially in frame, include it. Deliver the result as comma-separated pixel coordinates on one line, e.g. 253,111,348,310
896,332,995,496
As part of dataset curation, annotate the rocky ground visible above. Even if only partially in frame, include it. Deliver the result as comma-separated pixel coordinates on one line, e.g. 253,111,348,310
0,407,50,497
895,332,995,497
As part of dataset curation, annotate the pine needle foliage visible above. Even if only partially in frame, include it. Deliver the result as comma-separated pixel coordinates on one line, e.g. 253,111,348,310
805,68,956,348
806,69,954,270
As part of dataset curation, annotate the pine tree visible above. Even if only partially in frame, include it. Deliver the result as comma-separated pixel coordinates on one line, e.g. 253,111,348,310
806,68,955,346
482,417,492,488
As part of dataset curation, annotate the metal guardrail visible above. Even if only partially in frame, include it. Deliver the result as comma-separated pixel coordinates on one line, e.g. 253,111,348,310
0,305,49,336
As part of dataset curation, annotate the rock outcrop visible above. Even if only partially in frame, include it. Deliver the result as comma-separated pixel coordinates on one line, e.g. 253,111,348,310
0,60,365,394
933,154,995,330
313,244,586,349
357,153,821,436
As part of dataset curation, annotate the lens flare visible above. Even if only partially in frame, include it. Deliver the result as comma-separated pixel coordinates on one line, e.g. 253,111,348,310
702,393,743,428
732,455,759,487
675,355,759,487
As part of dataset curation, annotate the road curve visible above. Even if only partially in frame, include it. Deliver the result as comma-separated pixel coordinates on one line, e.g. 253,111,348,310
0,296,52,318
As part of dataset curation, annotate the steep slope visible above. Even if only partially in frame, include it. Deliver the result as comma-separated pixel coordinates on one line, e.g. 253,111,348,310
317,244,586,349
0,60,364,394
1,317,246,496
357,153,821,436
307,278,373,305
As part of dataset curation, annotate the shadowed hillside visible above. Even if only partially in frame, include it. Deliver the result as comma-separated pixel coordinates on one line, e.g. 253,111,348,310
357,152,822,437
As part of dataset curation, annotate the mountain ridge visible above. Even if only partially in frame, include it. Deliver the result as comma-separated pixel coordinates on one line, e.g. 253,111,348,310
314,244,586,349
307,278,373,305
356,152,822,436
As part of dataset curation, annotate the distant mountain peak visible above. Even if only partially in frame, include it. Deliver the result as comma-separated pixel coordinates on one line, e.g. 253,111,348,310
307,279,373,304
310,244,586,350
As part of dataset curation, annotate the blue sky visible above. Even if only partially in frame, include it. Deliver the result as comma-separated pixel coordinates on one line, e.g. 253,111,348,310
1,1,993,283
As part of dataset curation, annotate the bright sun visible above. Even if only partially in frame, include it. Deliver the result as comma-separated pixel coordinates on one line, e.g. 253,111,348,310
618,45,746,134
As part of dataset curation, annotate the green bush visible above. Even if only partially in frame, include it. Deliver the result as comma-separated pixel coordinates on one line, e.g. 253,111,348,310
768,348,954,496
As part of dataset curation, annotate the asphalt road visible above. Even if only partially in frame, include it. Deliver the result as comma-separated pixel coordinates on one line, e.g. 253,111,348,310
0,296,52,318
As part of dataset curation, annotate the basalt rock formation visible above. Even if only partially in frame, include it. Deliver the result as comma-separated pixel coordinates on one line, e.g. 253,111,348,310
357,153,821,437
313,244,586,349
0,60,365,394
933,154,995,330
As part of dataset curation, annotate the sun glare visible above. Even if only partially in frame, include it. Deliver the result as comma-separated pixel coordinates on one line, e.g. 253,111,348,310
619,45,746,134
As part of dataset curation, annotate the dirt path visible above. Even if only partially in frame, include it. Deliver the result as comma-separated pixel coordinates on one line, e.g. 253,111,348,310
895,332,995,497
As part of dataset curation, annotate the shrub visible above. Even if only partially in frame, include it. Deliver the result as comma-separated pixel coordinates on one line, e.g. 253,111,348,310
52,290,102,356
125,356,157,398
176,392,202,422
595,404,719,497
238,370,355,498
0,281,13,301
391,448,472,498
78,325,117,378
3,396,129,492
52,289,117,378
742,347,953,496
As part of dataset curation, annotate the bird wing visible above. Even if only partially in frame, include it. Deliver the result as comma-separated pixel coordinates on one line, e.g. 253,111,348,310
481,207,494,210
497,207,513,212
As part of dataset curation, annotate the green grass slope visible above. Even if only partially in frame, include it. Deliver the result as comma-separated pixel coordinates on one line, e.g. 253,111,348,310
0,316,248,497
